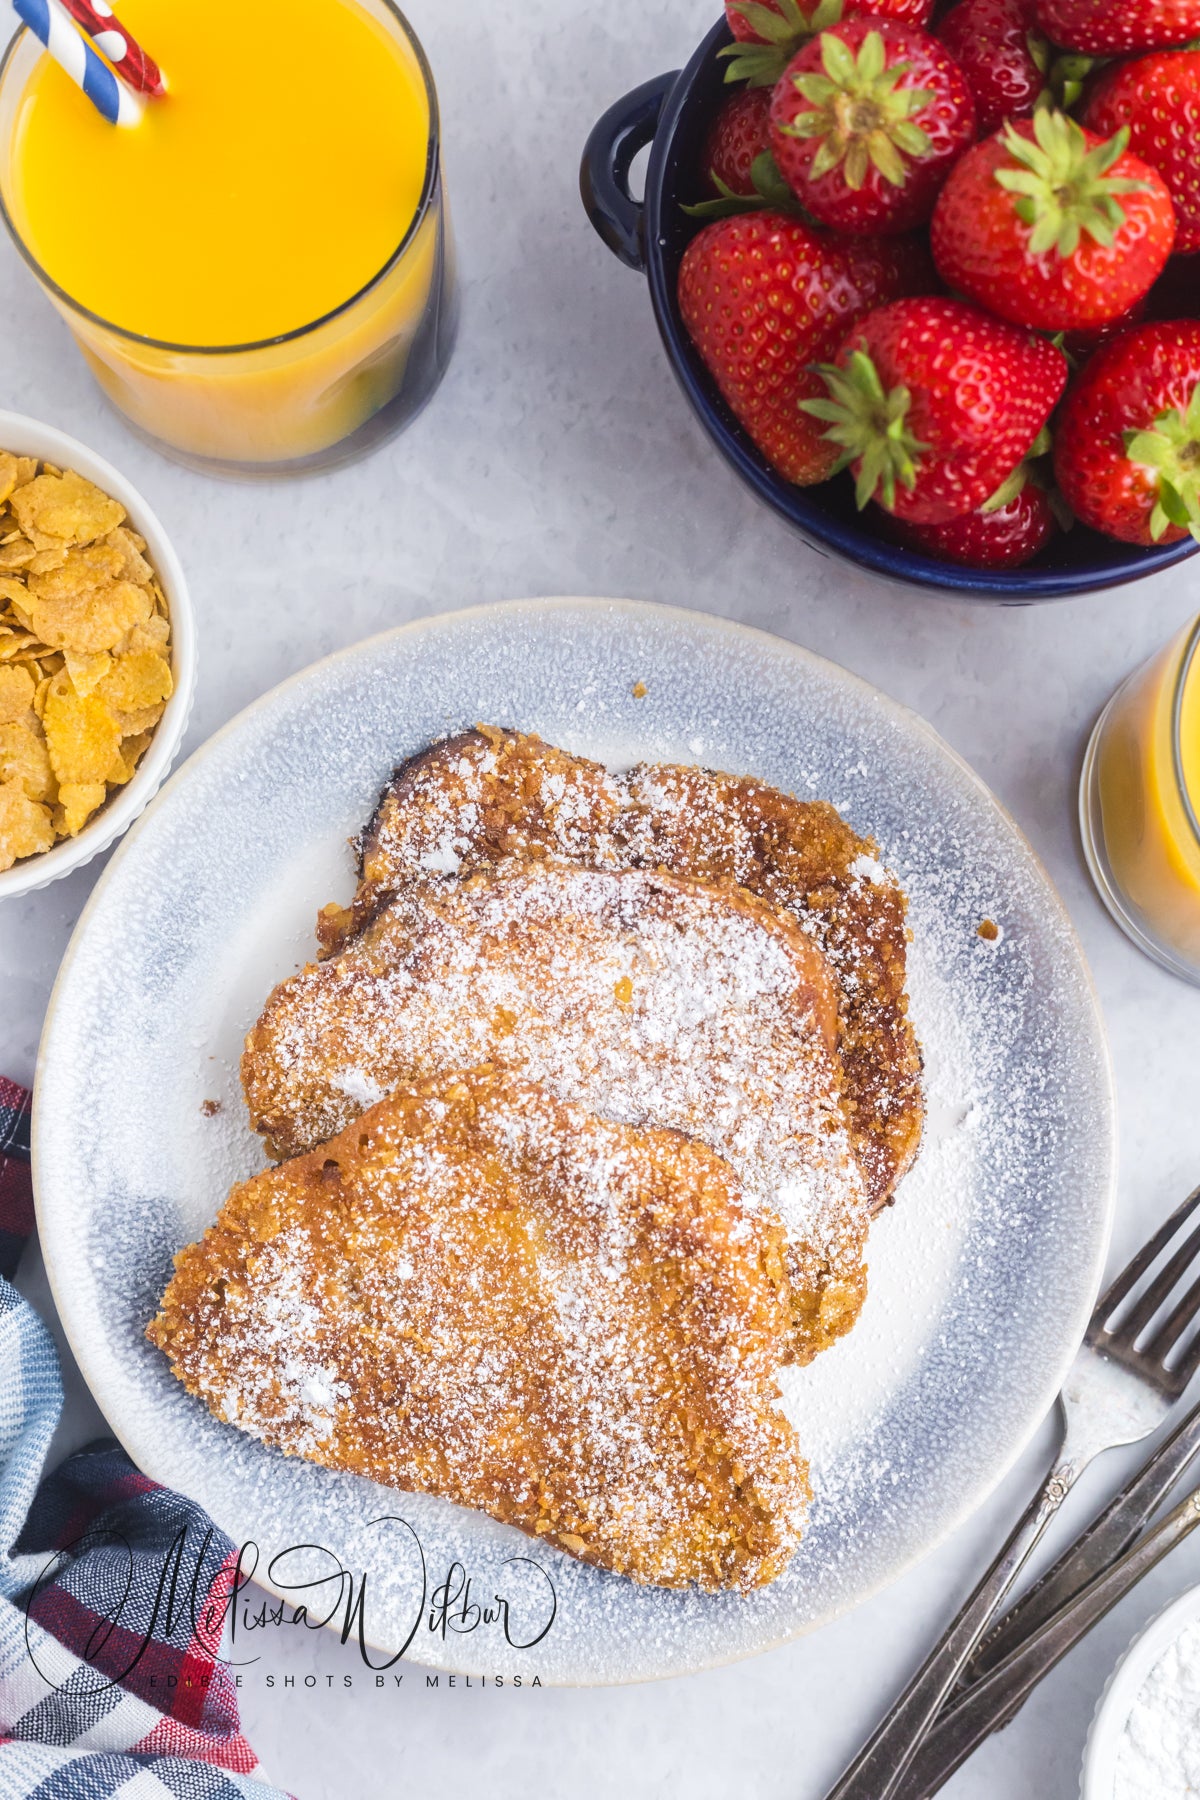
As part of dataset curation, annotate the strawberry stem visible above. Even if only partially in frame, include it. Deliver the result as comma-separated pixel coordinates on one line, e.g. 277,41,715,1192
801,350,931,509
1123,384,1200,542
682,152,810,221
718,0,845,87
778,29,934,192
994,111,1151,259
980,428,1052,513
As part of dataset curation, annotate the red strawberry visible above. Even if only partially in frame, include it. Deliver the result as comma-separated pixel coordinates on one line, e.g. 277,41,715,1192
722,0,935,88
801,295,1067,520
1084,52,1200,255
936,0,1049,136
769,19,977,235
677,214,933,484
1053,319,1200,544
879,478,1058,566
930,112,1176,331
1035,0,1200,54
702,88,775,196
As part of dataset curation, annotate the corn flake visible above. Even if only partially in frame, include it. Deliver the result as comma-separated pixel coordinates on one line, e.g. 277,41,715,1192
63,650,112,697
104,526,154,587
104,735,151,790
43,672,121,785
0,779,54,871
0,450,170,869
27,558,152,655
98,649,173,714
56,782,107,837
0,665,34,724
10,469,125,549
0,539,37,572
112,702,166,736
0,720,54,802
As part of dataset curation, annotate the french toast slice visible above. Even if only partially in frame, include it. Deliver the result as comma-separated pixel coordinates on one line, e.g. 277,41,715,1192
318,727,923,1212
149,1070,810,1594
245,863,870,1364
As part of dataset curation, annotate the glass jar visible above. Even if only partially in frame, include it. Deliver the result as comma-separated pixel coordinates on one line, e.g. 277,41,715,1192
1080,614,1200,984
0,0,458,477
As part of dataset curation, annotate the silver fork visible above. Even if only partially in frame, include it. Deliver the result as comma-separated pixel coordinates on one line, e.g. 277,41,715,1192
821,1185,1200,1800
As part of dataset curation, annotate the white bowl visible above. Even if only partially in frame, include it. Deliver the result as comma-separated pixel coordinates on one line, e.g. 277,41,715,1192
1081,1580,1200,1800
0,411,195,900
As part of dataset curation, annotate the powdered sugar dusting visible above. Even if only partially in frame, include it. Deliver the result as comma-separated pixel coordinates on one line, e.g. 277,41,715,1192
245,863,871,1355
151,1073,810,1594
33,600,1114,1684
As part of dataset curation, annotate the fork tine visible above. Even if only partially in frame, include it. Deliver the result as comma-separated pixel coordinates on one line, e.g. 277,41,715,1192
1090,1185,1200,1333
1171,1326,1200,1393
1147,1274,1200,1367
1105,1220,1200,1347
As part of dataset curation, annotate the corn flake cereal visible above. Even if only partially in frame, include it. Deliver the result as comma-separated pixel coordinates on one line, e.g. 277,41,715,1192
0,779,54,870
57,782,108,838
0,665,34,724
10,468,125,551
44,671,123,786
0,722,54,803
0,450,171,871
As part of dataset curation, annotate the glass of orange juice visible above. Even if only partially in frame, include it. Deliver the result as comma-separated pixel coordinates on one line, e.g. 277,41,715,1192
1080,614,1200,984
0,0,457,476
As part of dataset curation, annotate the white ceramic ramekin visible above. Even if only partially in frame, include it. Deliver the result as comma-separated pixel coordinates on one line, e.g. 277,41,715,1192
0,411,195,900
1082,1581,1200,1799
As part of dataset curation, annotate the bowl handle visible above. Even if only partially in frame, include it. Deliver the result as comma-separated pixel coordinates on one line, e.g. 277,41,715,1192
580,73,678,273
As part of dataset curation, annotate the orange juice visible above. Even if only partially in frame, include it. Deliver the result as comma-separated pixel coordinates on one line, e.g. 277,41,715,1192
0,0,456,470
1084,617,1200,981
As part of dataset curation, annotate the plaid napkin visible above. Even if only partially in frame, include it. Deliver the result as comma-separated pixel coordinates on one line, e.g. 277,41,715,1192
0,1078,290,1800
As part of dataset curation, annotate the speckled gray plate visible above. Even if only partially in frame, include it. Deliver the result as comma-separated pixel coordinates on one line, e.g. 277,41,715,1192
34,598,1116,1685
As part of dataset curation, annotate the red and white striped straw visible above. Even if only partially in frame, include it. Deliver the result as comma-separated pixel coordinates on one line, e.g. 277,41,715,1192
60,0,165,95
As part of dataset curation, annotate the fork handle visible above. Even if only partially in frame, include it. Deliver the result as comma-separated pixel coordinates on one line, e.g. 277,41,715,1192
966,1398,1200,1685
892,1485,1200,1800
820,1450,1082,1800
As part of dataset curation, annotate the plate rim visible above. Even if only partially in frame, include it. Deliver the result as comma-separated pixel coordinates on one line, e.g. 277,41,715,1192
31,594,1118,1682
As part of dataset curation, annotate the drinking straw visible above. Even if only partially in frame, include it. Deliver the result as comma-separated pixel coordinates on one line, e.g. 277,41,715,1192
60,0,165,96
11,0,144,125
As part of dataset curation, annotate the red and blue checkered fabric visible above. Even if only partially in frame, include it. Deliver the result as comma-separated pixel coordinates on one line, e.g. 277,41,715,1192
0,1078,290,1800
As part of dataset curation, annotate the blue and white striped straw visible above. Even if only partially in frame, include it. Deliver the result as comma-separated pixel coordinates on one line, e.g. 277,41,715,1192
11,0,143,125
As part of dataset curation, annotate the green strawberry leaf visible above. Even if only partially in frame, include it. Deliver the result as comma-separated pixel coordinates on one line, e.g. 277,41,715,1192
801,350,930,510
680,152,811,222
995,111,1152,260
1124,386,1200,542
775,28,936,193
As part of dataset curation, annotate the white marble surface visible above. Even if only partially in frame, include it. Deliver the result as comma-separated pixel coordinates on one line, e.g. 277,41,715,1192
3,1,1200,1794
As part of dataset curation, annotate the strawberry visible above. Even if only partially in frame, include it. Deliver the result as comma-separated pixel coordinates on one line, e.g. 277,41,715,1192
936,0,1050,136
702,88,775,196
677,213,933,484
722,0,935,88
1084,52,1200,255
801,295,1067,520
930,112,1176,331
1053,319,1200,543
1035,0,1200,54
878,478,1058,566
769,20,977,234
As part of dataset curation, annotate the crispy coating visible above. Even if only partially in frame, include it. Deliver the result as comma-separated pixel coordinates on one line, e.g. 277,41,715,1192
149,1071,811,1594
245,863,869,1364
319,727,923,1212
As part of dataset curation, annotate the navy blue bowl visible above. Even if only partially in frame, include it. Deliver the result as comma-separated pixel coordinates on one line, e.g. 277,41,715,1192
580,19,1199,602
